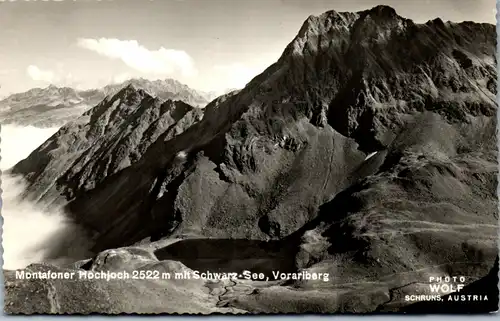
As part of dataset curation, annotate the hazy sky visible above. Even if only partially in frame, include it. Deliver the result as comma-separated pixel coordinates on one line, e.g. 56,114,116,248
0,0,496,97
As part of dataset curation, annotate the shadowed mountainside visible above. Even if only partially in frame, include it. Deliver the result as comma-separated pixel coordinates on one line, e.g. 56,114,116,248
5,5,498,314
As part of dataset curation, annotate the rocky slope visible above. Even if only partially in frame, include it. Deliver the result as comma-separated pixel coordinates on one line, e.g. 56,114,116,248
11,84,204,208
6,5,498,314
0,78,214,127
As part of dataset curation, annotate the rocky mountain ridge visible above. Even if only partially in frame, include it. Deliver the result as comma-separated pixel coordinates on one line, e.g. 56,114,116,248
102,78,220,107
6,5,498,314
0,78,216,127
12,84,204,207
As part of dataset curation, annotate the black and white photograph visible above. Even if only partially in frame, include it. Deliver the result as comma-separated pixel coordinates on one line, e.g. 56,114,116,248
0,0,498,314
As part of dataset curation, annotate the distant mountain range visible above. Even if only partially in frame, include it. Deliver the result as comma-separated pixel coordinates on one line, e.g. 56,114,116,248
0,78,223,127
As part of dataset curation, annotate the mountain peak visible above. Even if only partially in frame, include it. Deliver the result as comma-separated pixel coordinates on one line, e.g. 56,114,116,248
363,4,399,19
122,83,138,91
273,5,496,150
110,83,149,106
297,5,401,37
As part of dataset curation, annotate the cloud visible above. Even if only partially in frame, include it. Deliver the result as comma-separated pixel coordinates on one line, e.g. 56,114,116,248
26,65,56,83
212,63,262,91
1,124,92,270
77,38,197,78
25,65,84,89
112,72,132,84
0,68,16,76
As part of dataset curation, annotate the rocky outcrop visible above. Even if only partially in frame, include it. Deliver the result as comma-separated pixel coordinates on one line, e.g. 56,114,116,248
4,243,246,314
6,5,498,314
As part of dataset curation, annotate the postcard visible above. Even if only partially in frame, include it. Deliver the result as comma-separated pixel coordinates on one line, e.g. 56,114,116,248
1,0,497,314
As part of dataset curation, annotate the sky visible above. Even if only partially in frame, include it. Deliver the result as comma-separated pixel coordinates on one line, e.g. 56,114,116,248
0,0,496,97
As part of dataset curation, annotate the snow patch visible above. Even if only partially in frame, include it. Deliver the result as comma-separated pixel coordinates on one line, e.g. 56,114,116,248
364,151,378,161
176,150,187,160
